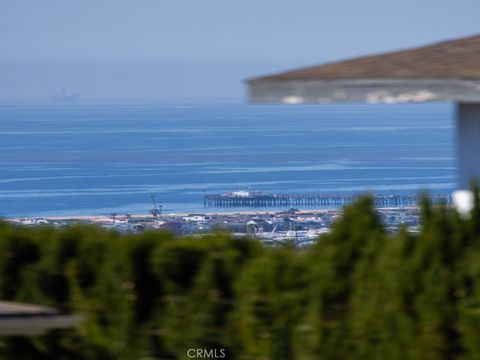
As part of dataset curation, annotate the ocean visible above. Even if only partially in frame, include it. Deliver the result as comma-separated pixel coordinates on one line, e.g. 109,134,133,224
0,99,456,217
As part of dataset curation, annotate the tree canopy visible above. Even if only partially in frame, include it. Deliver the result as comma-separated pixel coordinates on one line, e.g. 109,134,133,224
1,195,480,359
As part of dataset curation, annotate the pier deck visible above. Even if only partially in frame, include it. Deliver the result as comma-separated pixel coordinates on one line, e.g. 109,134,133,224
204,194,452,208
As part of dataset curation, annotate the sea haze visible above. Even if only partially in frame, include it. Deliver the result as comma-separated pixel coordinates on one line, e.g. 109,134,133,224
0,99,456,217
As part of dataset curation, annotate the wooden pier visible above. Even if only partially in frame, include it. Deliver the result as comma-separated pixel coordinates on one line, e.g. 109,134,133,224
204,193,452,208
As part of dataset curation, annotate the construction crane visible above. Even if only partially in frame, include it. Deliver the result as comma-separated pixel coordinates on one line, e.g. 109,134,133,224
150,195,163,225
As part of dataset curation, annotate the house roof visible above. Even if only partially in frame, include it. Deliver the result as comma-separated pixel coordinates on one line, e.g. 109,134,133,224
250,35,480,82
247,34,480,104
0,300,82,336
0,301,57,317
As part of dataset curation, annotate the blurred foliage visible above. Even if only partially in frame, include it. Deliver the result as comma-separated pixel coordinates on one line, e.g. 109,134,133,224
1,195,480,359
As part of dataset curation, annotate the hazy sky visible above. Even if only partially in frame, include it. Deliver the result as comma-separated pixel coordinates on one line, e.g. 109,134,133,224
1,0,479,99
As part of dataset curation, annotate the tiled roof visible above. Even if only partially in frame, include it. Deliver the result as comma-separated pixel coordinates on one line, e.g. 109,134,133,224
249,35,480,82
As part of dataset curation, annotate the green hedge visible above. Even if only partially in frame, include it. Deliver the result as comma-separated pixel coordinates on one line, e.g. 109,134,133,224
1,194,480,359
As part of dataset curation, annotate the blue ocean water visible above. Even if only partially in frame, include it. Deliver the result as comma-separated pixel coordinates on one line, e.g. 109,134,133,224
0,99,456,217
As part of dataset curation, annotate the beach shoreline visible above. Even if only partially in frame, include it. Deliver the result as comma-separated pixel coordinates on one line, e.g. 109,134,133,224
4,206,420,223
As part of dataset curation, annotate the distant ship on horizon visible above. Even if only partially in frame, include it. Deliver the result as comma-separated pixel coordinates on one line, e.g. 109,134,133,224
51,88,80,101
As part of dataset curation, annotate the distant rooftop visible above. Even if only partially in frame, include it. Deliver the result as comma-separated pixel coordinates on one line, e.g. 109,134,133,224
250,35,480,83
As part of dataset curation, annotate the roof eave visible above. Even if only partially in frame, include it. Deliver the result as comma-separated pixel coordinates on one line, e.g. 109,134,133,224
0,315,83,336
